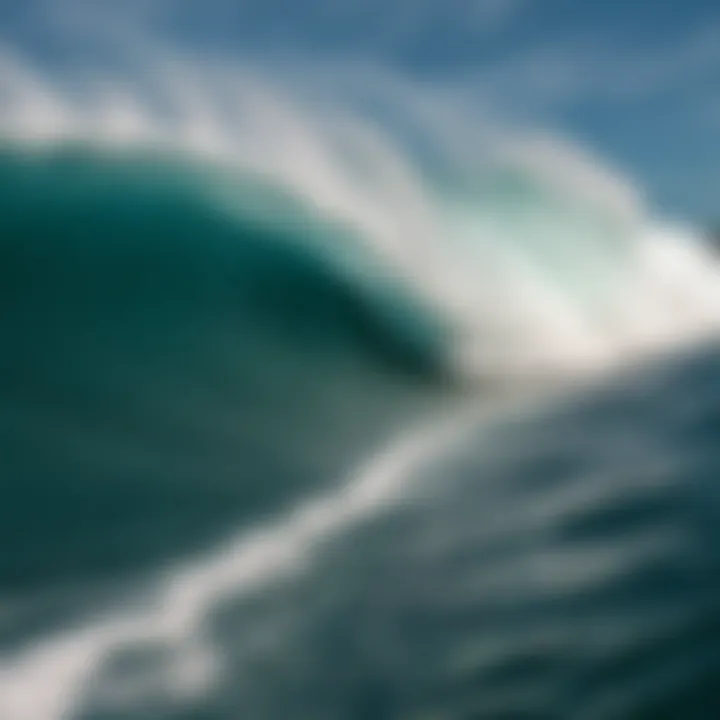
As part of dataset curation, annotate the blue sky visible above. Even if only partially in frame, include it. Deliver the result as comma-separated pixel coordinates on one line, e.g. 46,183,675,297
1,0,719,222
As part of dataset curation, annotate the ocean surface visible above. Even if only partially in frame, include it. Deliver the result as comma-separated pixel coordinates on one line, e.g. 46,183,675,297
1,53,720,720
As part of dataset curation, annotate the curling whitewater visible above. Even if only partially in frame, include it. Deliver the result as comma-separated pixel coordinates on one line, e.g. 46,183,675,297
1,64,720,717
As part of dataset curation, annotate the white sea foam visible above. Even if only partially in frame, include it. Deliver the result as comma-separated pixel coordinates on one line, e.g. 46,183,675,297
0,397,512,719
1,49,719,381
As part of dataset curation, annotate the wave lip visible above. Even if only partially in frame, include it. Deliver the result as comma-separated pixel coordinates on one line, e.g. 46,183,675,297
2,49,720,382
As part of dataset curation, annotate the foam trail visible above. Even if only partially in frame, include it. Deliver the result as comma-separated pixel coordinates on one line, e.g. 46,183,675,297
0,395,533,720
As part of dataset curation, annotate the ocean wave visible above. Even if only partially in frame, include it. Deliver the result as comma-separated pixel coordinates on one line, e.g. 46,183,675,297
2,44,720,720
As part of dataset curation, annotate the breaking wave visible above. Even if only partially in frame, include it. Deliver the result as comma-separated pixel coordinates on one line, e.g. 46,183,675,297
2,47,720,720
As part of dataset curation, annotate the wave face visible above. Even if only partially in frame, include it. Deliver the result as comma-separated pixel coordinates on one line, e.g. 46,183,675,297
1,50,720,720
0,142,448,591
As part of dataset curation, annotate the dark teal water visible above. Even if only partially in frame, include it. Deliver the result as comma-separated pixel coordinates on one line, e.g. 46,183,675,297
1,145,719,719
0,145,443,587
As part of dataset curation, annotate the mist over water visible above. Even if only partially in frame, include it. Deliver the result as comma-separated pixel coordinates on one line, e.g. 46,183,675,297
1,20,720,720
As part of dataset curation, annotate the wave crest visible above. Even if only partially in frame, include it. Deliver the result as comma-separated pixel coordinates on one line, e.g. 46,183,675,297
2,48,720,381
